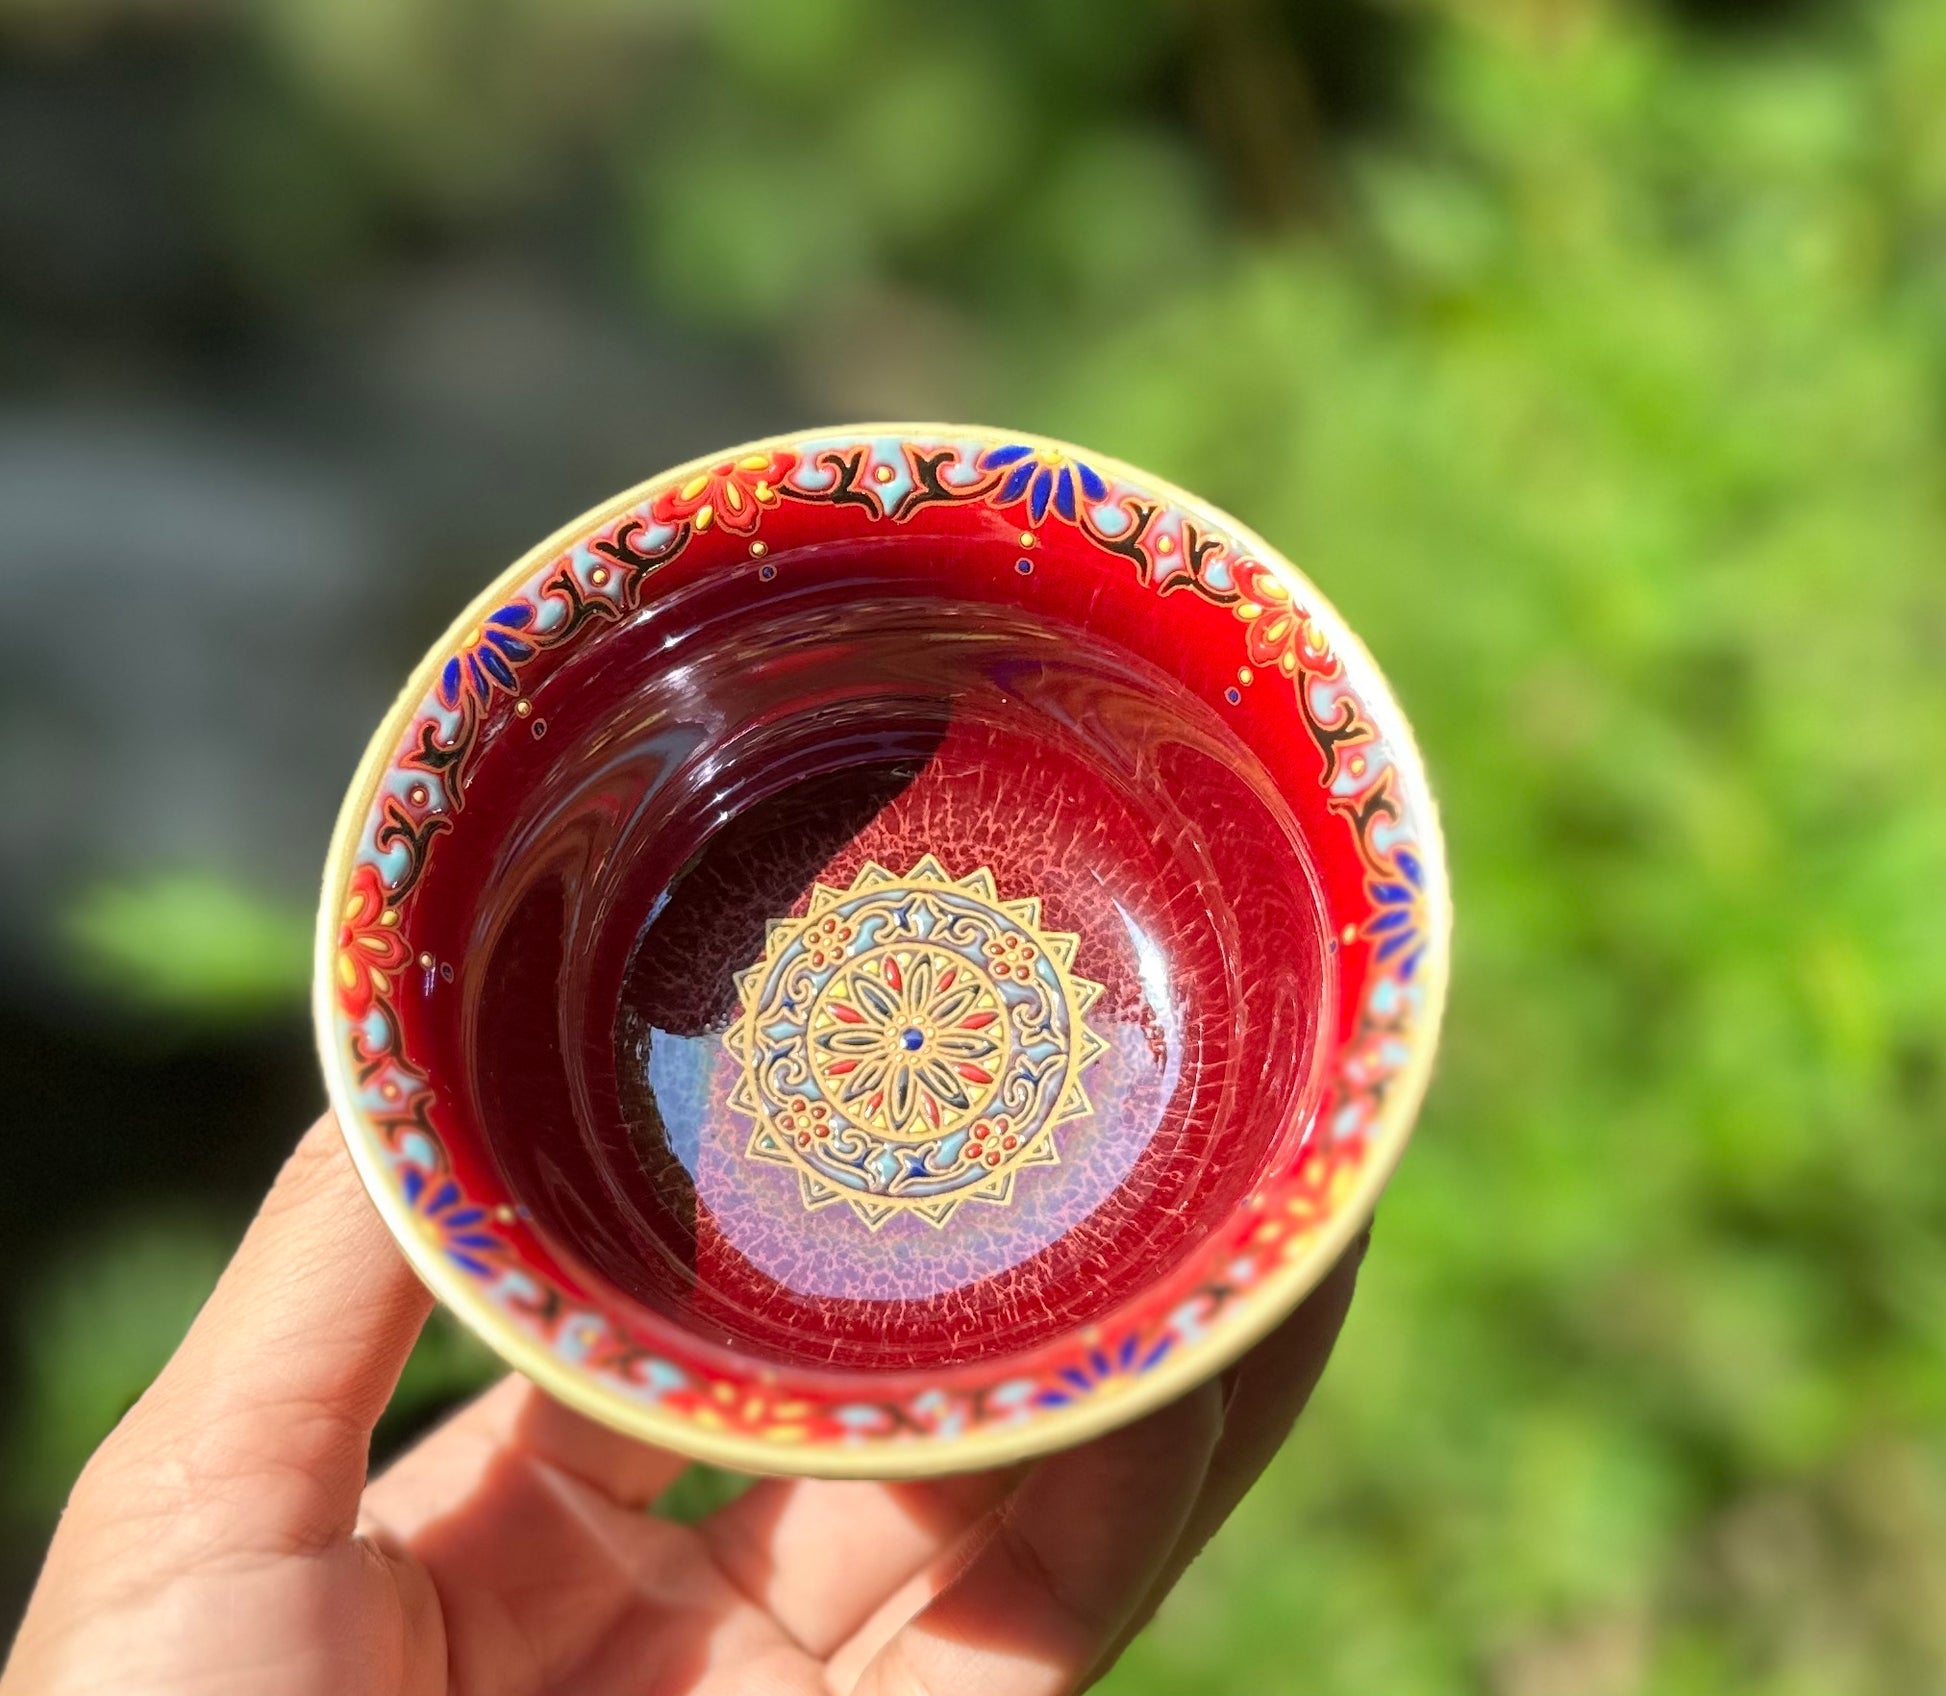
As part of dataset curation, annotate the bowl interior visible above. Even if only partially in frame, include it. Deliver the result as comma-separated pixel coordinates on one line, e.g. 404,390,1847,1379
398,541,1332,1373
324,428,1446,1468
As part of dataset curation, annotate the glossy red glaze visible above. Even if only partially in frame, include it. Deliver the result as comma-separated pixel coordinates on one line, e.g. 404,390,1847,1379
393,494,1344,1374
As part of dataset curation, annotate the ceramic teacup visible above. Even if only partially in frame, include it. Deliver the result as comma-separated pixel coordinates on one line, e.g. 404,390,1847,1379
316,425,1449,1477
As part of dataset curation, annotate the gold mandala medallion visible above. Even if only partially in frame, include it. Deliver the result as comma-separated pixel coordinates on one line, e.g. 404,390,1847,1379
723,856,1106,1228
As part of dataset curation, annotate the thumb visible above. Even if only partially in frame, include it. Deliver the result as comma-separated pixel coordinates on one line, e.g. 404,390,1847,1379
87,1114,433,1555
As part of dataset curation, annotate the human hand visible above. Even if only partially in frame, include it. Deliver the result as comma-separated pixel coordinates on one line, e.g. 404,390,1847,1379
1,1116,1364,1696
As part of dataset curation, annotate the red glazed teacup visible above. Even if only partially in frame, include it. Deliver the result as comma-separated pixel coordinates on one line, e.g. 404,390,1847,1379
316,425,1449,1477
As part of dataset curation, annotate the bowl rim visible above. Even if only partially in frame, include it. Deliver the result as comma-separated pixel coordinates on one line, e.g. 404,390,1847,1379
316,421,1451,1478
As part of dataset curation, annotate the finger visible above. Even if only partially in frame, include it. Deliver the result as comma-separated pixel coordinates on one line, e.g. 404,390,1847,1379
1093,1228,1368,1678
697,1467,1021,1657
369,1389,800,1696
824,1559,942,1694
85,1115,432,1555
852,1380,1223,1696
365,1375,688,1532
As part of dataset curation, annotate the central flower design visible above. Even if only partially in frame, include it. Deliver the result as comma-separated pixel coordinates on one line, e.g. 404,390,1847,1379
812,946,1002,1140
723,856,1107,1230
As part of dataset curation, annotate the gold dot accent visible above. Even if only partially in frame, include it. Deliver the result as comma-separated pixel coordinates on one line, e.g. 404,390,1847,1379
515,699,532,717
750,540,768,557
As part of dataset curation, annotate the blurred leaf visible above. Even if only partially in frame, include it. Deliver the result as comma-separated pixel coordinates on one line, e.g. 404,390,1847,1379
61,873,311,1019
654,1464,756,1523
7,1215,231,1520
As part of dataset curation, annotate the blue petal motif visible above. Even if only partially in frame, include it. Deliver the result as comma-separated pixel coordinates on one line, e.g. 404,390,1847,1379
1029,467,1054,523
1365,909,1415,936
1031,1328,1173,1407
1369,882,1414,906
479,647,517,689
439,658,463,710
485,628,532,660
979,443,1035,471
1375,931,1421,965
489,604,535,631
1053,466,1077,521
1395,849,1423,888
999,461,1037,503
1077,461,1107,502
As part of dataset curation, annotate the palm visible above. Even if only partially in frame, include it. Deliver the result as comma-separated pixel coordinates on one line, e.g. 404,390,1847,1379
2,1123,1363,1696
360,1380,1015,1696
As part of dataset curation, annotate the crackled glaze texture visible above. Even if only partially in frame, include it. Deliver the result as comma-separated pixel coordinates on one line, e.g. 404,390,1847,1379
318,428,1448,1471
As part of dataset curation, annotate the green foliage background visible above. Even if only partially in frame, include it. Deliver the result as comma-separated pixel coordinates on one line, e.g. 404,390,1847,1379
9,0,1946,1688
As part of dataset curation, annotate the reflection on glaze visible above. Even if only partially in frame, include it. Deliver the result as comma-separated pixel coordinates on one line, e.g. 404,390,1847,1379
454,585,1331,1366
639,1018,1164,1303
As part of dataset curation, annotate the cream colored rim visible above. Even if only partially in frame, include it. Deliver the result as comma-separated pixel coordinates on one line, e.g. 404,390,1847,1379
314,422,1452,1479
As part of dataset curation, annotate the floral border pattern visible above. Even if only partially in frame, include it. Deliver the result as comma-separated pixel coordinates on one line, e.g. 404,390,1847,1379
322,428,1442,1457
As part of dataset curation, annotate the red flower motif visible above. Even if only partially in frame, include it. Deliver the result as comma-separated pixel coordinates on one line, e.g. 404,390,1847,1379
680,1376,820,1443
335,862,410,1018
814,948,1003,1137
1231,557,1326,678
650,450,797,537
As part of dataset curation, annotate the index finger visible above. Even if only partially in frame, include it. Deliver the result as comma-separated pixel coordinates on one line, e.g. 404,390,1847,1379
852,1381,1225,1696
85,1115,432,1555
